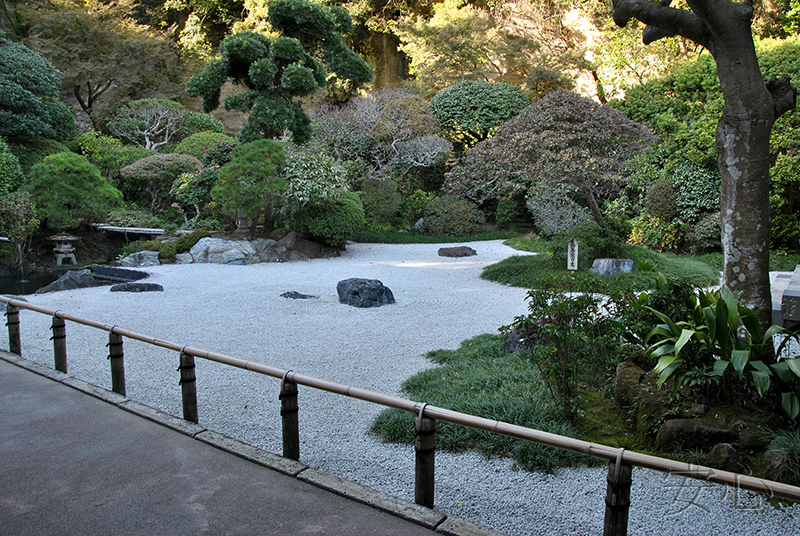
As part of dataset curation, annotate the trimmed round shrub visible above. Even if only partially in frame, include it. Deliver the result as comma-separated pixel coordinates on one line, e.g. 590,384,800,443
120,153,202,213
360,178,401,224
548,221,618,270
294,190,365,248
174,131,235,161
690,212,722,251
25,152,123,228
430,81,529,150
10,136,71,175
628,213,683,252
645,178,678,222
423,194,485,236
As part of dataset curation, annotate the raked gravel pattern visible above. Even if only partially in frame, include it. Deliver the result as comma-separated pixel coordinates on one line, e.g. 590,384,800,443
8,240,800,535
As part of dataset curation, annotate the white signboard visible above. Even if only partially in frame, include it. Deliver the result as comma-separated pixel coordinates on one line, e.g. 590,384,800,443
567,238,579,271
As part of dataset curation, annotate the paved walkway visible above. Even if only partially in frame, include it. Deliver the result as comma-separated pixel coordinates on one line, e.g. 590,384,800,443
0,356,459,536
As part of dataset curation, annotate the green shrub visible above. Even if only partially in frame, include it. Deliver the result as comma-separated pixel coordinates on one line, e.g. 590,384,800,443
400,189,434,224
689,212,722,252
174,131,235,161
645,178,678,222
120,153,202,213
628,213,684,252
672,161,720,224
430,81,529,150
106,207,170,229
360,178,401,224
294,189,365,248
175,230,211,252
121,238,177,261
423,194,485,236
548,221,618,270
767,430,800,486
0,137,24,194
495,198,518,227
203,140,237,167
25,152,122,229
771,212,800,250
526,188,592,238
10,137,71,175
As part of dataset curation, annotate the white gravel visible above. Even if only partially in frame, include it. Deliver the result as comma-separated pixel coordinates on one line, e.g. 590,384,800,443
8,240,800,535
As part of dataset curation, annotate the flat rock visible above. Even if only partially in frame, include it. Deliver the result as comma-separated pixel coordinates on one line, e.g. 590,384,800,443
281,291,318,299
655,418,738,451
438,246,477,258
590,258,634,275
190,237,256,264
121,250,160,268
36,270,99,293
110,282,164,292
175,253,193,264
337,278,395,308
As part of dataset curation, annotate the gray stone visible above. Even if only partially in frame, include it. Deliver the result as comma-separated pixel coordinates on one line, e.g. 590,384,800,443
707,443,750,473
121,250,160,268
414,218,424,232
36,269,99,293
502,325,542,354
281,291,318,299
110,282,164,292
439,246,477,258
175,253,193,264
614,361,645,408
277,231,297,249
252,238,278,254
655,418,738,451
337,278,396,308
590,258,634,275
189,237,256,264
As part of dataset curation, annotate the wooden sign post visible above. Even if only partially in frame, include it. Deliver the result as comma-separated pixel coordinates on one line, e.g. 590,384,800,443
567,238,579,272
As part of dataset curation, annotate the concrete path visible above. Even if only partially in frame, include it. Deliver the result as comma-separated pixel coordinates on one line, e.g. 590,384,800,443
0,356,463,536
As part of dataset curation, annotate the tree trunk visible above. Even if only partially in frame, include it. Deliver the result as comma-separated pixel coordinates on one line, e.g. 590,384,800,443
713,24,778,331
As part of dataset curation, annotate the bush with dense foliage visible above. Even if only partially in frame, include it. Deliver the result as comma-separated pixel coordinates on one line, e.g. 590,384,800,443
294,189,365,248
628,213,683,252
645,178,678,222
10,137,72,176
360,178,402,225
430,81,529,150
0,138,24,195
423,194,485,236
0,38,75,142
25,152,122,228
213,140,286,233
174,131,235,161
0,191,39,265
78,131,155,179
186,0,372,143
281,149,347,210
445,91,654,217
119,154,202,214
526,186,592,238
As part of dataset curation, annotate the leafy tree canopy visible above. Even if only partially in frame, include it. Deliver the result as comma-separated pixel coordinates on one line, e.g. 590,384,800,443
444,90,654,222
0,38,75,142
20,0,182,129
187,0,372,143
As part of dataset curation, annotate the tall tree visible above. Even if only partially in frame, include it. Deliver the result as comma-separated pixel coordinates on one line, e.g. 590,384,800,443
612,0,797,331
21,0,182,130
187,0,372,143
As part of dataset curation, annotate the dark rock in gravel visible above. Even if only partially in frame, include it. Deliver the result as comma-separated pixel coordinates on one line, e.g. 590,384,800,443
110,282,164,292
281,291,318,299
36,270,99,293
438,246,477,258
336,278,395,308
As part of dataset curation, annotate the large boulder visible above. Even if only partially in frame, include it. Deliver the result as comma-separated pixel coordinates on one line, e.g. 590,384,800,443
190,237,256,264
655,418,738,451
438,246,477,258
121,250,160,268
36,269,99,293
614,361,646,408
591,258,634,275
337,278,396,308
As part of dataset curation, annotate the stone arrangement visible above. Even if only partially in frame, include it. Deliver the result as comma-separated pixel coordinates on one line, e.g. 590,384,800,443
438,246,477,258
336,278,395,308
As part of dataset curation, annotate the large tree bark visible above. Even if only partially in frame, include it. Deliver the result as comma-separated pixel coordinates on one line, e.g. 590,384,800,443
612,0,796,331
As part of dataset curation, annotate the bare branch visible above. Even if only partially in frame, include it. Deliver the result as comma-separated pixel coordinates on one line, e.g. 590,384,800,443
613,0,712,50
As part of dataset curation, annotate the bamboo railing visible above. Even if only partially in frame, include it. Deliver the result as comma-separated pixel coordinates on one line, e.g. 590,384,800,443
3,295,800,535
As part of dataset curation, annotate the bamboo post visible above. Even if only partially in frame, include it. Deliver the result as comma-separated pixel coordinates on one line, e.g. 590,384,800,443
51,316,67,373
179,351,198,423
280,371,300,461
415,404,436,508
5,304,20,355
108,332,125,396
603,448,632,536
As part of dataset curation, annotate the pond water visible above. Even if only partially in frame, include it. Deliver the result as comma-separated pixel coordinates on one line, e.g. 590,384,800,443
0,272,60,295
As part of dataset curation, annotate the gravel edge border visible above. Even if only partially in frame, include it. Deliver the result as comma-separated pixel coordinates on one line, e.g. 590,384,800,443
0,349,508,536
